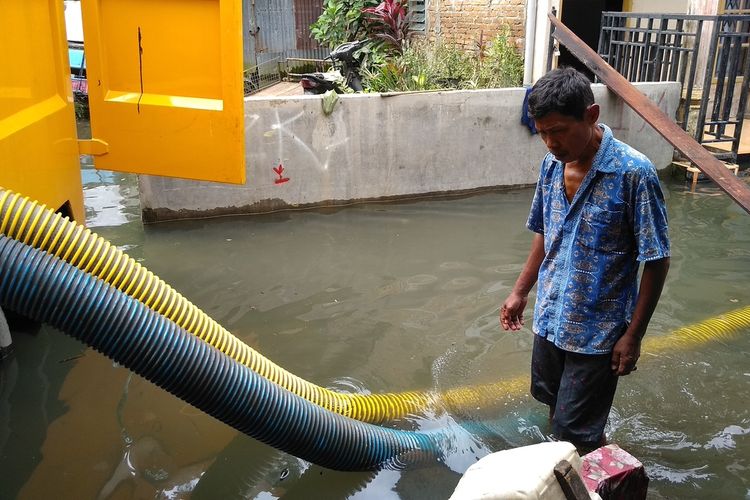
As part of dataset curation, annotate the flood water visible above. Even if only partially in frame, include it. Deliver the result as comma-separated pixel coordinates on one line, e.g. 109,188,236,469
1,161,749,499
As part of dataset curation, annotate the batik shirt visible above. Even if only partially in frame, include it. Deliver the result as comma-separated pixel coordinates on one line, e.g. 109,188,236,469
526,124,670,354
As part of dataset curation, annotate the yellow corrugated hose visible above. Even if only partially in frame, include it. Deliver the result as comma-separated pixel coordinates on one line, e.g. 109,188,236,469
3,186,749,423
437,304,750,413
644,306,750,352
0,187,432,422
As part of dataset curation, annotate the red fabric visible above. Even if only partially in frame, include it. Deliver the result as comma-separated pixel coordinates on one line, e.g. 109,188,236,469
581,444,649,500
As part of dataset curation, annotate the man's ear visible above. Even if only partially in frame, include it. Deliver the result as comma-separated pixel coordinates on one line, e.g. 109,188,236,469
585,103,600,124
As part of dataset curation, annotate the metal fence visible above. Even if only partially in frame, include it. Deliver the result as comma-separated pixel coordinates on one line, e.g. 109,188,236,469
244,57,282,96
598,12,750,162
697,14,750,159
598,13,707,132
284,57,332,80
251,0,329,65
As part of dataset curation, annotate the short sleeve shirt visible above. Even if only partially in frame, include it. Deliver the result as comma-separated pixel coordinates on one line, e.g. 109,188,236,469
526,124,670,354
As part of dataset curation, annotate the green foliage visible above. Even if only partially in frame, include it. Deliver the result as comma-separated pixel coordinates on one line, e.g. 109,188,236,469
310,0,522,94
74,93,89,120
361,62,406,92
362,41,462,92
475,28,524,88
424,42,477,89
310,0,378,49
287,61,332,75
362,30,524,92
362,0,411,55
354,41,388,72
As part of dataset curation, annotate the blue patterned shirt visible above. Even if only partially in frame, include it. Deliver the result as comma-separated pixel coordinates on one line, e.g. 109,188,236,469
526,124,670,354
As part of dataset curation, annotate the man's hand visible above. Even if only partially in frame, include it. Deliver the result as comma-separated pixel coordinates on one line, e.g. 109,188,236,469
501,233,544,332
611,333,641,376
500,292,528,331
610,257,668,376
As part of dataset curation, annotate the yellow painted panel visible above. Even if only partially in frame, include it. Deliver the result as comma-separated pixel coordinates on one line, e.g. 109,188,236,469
81,0,246,184
0,0,84,222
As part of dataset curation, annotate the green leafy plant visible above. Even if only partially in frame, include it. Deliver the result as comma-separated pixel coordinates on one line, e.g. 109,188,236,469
361,61,407,92
476,29,524,88
362,0,411,55
411,72,427,89
73,93,89,120
361,29,523,92
310,0,378,49
427,41,476,89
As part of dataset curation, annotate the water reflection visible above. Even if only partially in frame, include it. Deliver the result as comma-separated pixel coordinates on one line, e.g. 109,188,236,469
0,169,749,498
81,166,140,228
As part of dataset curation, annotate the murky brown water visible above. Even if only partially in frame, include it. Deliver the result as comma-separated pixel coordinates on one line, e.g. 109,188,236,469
1,163,749,499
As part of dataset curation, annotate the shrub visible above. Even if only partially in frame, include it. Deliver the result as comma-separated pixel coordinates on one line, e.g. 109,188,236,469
362,0,411,55
362,31,523,92
310,0,378,49
476,28,524,88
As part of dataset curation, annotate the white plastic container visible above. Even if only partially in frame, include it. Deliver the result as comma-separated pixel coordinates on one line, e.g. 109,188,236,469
450,441,601,500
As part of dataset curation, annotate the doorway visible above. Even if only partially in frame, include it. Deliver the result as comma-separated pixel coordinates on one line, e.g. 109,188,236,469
558,0,624,81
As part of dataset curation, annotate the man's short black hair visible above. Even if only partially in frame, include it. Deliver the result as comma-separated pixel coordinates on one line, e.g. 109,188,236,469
527,67,595,121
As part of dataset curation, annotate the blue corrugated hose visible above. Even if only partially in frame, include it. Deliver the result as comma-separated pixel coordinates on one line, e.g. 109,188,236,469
0,235,439,471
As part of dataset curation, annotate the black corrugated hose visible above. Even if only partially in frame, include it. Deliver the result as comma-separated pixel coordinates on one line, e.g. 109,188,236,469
0,235,439,471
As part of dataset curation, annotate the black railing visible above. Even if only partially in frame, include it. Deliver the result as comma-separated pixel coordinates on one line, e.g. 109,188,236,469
598,14,707,135
697,14,750,159
599,12,750,163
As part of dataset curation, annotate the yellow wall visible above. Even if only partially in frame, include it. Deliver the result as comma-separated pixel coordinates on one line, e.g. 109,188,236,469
1,0,247,225
0,0,84,221
81,0,246,184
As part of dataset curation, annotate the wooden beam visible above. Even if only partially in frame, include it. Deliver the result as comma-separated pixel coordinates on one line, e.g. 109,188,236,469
548,13,750,215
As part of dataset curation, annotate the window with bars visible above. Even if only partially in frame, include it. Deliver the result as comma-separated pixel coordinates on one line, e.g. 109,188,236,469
723,0,750,13
409,0,426,33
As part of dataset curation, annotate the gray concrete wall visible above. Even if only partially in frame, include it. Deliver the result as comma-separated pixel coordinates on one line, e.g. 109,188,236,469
139,82,680,222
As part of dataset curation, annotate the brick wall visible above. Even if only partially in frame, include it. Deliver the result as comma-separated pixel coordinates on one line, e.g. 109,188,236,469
424,0,526,53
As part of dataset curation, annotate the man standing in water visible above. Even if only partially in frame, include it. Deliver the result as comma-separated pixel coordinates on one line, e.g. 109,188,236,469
501,68,670,451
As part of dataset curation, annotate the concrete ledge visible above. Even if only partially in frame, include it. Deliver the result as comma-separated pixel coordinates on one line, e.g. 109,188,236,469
139,82,680,222
140,183,534,223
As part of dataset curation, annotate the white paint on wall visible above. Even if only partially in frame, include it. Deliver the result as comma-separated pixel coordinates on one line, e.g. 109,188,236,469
139,82,680,221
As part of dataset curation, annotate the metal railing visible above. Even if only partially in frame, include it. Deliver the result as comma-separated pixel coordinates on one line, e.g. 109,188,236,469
598,12,750,162
598,13,707,133
243,57,282,96
284,57,332,81
697,14,750,159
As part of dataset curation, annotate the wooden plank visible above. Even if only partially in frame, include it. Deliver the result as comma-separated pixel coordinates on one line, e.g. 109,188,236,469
549,13,750,215
252,81,305,97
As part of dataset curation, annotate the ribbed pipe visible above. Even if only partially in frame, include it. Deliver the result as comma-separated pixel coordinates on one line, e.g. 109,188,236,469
4,188,750,425
0,187,431,423
644,306,750,351
0,235,438,471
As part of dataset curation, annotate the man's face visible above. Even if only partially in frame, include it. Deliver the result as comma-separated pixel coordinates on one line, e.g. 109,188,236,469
533,108,596,164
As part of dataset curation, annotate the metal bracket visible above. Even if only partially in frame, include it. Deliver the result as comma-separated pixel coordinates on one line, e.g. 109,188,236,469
77,138,110,156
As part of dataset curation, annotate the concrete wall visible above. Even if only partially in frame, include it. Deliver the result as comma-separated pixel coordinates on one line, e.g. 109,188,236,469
627,0,688,13
139,82,680,222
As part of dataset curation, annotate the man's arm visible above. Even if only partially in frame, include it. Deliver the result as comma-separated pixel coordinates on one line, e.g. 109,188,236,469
611,257,670,375
501,233,545,331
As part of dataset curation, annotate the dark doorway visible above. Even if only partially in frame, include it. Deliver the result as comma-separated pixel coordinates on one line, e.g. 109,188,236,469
558,0,623,81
